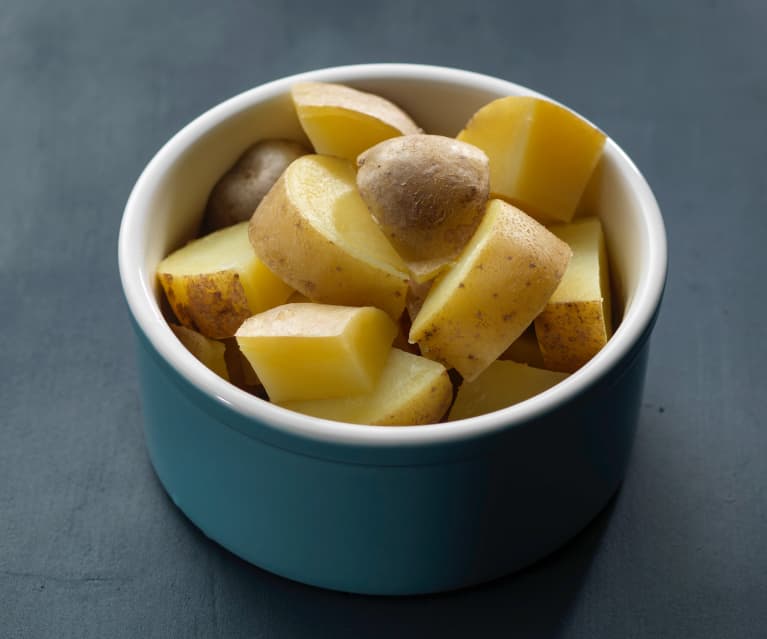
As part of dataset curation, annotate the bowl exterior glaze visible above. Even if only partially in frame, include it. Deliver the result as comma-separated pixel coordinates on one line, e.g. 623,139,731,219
120,64,666,595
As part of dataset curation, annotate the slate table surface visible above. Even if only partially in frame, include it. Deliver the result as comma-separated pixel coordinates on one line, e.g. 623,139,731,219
2,1,765,637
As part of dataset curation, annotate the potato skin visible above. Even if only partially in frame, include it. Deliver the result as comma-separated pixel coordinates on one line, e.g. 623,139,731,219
204,139,309,231
357,135,489,280
248,157,409,320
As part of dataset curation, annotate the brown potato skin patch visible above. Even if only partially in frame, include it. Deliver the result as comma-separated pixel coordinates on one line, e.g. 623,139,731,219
534,299,608,372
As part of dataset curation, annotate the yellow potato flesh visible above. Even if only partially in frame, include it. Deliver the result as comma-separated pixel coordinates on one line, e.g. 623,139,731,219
280,348,452,426
292,82,420,161
249,155,408,319
410,199,571,381
157,222,293,338
534,217,613,372
449,360,568,421
170,324,229,381
499,326,544,368
457,96,606,223
236,303,397,403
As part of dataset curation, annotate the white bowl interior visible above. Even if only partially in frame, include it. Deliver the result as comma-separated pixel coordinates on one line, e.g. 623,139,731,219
120,64,666,447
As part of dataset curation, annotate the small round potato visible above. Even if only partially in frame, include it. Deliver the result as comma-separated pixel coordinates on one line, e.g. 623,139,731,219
204,139,309,231
356,134,490,281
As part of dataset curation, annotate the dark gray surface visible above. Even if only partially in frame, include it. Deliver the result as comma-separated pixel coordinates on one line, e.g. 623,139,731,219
2,0,765,636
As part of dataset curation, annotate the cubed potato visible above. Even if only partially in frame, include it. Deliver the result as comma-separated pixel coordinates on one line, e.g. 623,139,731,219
170,324,229,380
449,360,568,420
534,217,612,372
235,303,397,403
457,96,606,223
409,199,571,381
249,154,409,319
499,326,545,368
157,222,294,338
222,338,261,388
291,82,421,161
280,349,452,426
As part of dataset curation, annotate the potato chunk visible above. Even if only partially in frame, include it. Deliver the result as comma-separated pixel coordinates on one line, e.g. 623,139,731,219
249,154,409,319
409,199,571,381
170,324,229,380
280,349,452,426
449,360,568,420
235,303,397,403
499,326,545,368
157,222,294,338
291,82,420,161
457,96,606,223
534,217,612,372
356,135,490,281
204,139,309,231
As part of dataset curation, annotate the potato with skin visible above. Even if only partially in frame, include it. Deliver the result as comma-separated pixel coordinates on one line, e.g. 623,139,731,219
357,134,490,282
157,222,294,339
291,82,421,161
410,199,572,381
204,139,309,231
170,324,229,380
249,154,409,319
534,217,613,372
280,348,452,426
499,326,545,368
236,304,397,403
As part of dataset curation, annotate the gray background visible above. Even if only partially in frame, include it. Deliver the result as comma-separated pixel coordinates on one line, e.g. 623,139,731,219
2,0,765,637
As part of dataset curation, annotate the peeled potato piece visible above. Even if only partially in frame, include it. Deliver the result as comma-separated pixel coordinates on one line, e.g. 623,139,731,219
204,139,309,231
170,324,229,380
280,348,452,426
291,81,420,161
457,96,606,223
249,154,409,319
157,222,294,339
236,303,397,403
410,199,571,381
449,360,569,420
356,135,490,281
534,217,612,372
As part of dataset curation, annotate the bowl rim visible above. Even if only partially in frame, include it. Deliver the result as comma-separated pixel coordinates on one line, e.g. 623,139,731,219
118,62,667,449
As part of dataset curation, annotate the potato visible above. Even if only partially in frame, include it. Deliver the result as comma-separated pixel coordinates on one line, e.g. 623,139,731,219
291,82,420,161
457,96,606,223
157,222,294,338
236,303,397,403
499,326,545,368
280,349,452,426
222,338,261,388
249,154,409,319
534,217,612,372
204,139,309,232
357,135,490,281
449,360,568,421
170,324,229,380
409,199,572,381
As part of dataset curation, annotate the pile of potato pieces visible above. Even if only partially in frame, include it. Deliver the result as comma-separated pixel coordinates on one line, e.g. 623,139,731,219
157,81,613,426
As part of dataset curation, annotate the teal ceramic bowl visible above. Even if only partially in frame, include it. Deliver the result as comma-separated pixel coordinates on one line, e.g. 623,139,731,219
118,64,667,595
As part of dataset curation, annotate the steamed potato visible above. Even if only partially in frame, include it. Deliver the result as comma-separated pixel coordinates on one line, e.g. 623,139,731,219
534,217,612,372
204,139,309,231
409,199,572,381
170,324,229,380
248,154,409,319
357,134,490,281
236,303,397,403
280,348,452,426
157,222,294,338
291,81,421,161
457,96,606,223
499,326,545,368
449,360,568,420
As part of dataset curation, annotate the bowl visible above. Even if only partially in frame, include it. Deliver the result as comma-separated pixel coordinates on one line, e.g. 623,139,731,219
118,64,667,595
